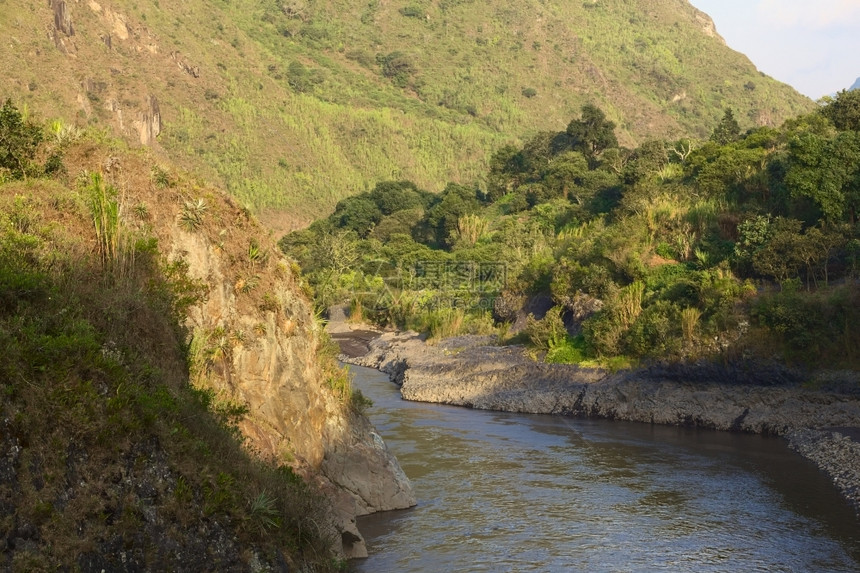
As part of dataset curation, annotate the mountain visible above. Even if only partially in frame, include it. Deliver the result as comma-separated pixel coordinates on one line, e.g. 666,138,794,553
850,77,860,91
1,0,812,231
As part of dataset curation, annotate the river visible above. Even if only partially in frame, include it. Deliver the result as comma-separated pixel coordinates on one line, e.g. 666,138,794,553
347,364,860,572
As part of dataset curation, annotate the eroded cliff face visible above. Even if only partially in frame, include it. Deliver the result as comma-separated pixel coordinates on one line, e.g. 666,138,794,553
57,147,414,559
166,203,415,558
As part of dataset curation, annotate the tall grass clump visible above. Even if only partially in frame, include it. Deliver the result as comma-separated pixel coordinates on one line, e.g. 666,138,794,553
86,172,133,277
680,306,702,344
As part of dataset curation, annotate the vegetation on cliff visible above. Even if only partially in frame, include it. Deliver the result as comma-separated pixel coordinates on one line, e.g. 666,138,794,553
1,0,811,230
0,101,344,570
282,90,860,372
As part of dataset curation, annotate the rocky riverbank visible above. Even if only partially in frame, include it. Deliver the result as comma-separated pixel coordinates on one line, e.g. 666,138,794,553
340,330,860,514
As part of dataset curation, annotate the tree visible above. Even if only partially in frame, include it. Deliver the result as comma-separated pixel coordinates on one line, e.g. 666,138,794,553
710,108,741,145
566,104,618,163
486,144,525,200
623,140,669,184
752,218,805,285
545,151,589,202
332,194,382,237
368,180,427,215
785,131,860,224
544,151,619,208
425,183,481,247
821,89,860,132
0,99,43,179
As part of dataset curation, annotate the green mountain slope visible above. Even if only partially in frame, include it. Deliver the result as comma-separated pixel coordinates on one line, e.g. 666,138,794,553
2,0,812,230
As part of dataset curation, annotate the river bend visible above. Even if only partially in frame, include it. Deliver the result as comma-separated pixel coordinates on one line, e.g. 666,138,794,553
348,365,860,572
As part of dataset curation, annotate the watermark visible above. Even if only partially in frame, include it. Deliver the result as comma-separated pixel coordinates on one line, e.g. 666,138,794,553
351,260,507,312
413,261,507,292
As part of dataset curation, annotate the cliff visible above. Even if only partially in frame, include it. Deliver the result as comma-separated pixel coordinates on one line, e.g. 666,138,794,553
163,164,417,556
0,138,413,568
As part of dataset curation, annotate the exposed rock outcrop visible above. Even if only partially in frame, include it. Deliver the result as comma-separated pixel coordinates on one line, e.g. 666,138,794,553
50,0,74,37
787,429,860,513
165,198,414,558
135,95,161,145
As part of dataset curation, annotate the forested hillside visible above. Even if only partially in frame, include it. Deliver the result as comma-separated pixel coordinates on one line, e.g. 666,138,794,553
1,0,811,230
282,91,860,370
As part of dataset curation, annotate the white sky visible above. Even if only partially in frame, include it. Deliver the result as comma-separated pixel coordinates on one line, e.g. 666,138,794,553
688,0,860,99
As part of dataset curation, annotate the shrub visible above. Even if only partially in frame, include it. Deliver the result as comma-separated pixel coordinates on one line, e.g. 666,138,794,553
399,6,424,18
179,198,208,232
545,334,586,364
378,52,416,88
525,306,567,351
623,299,680,357
0,98,43,179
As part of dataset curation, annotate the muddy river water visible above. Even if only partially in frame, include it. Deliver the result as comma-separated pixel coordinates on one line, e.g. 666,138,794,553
348,365,860,572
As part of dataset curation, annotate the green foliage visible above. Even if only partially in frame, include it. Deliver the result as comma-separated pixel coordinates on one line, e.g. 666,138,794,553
247,491,281,535
378,51,417,88
785,130,860,224
179,198,208,232
333,194,383,237
0,98,43,179
86,172,129,275
426,182,482,246
566,104,618,163
710,108,741,145
545,334,587,364
525,306,568,351
751,283,860,366
399,5,425,18
283,103,860,369
821,89,860,132
368,180,431,215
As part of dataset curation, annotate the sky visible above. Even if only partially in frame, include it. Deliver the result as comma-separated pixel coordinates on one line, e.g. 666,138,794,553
688,0,860,99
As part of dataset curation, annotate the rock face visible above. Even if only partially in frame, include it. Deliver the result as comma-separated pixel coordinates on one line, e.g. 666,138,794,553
160,193,414,558
166,227,415,557
135,95,161,145
50,0,74,37
347,331,860,512
170,218,416,557
321,414,416,517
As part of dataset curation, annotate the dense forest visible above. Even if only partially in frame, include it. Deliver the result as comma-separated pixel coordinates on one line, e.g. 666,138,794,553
282,89,860,370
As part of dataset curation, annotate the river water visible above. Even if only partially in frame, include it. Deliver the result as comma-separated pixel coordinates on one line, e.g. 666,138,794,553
347,365,860,573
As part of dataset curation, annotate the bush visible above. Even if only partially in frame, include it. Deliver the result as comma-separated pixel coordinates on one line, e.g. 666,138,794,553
545,334,586,364
399,5,424,18
378,52,416,88
525,306,567,350
623,299,680,357
0,98,44,179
